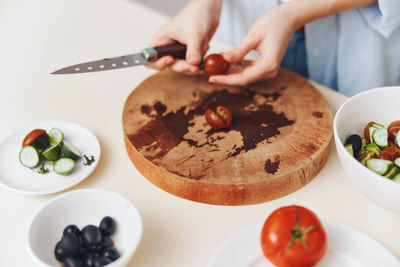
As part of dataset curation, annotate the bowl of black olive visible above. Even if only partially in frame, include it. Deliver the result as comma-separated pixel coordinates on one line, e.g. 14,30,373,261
27,189,142,267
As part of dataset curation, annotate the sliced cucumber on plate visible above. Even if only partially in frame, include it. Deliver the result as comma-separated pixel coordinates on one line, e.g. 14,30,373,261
54,158,75,175
61,141,81,160
48,128,64,145
19,146,40,168
42,144,61,161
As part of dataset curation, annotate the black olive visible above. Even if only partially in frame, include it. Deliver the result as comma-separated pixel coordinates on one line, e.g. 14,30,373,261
345,134,362,155
83,253,96,267
54,241,67,261
97,236,112,251
60,234,81,255
102,247,120,261
63,225,80,238
99,217,116,237
81,225,102,247
93,257,112,267
64,256,83,267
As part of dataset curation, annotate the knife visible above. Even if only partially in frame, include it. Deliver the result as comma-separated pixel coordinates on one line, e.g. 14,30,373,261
51,42,187,74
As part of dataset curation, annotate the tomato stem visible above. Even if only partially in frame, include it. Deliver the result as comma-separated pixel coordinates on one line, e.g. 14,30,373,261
284,207,319,253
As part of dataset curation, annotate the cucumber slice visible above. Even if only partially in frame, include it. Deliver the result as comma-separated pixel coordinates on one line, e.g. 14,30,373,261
366,159,394,175
357,151,376,165
371,123,385,129
384,166,399,179
34,133,50,150
53,158,75,175
60,141,81,160
372,128,388,148
364,143,381,155
393,173,400,183
48,128,64,145
345,144,354,157
394,157,400,168
368,126,377,145
42,144,61,161
19,146,40,168
396,131,400,148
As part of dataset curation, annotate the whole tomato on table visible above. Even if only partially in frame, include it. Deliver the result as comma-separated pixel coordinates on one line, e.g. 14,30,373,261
261,205,327,267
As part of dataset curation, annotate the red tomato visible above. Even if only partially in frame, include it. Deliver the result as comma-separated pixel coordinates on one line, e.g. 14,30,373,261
205,106,232,129
388,122,400,144
363,121,375,143
22,129,46,147
382,146,400,160
204,54,229,75
378,151,394,161
261,205,327,267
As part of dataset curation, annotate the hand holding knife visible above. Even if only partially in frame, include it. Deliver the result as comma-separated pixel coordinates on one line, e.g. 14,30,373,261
52,43,187,74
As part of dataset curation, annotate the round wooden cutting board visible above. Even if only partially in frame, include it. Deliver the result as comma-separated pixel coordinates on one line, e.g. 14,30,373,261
122,68,333,205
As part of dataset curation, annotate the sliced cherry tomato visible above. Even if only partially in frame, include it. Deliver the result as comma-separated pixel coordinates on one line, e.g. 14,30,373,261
378,151,394,161
22,129,47,147
204,54,229,76
382,146,400,160
205,106,232,129
388,123,400,144
363,121,375,143
261,205,327,267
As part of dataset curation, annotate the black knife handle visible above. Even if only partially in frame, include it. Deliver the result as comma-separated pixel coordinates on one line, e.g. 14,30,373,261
154,42,187,60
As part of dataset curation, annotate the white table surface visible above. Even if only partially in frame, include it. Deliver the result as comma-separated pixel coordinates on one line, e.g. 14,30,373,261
0,0,399,266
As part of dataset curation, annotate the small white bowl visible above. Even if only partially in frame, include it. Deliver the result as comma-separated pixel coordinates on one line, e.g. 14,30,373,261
27,189,142,267
334,86,400,213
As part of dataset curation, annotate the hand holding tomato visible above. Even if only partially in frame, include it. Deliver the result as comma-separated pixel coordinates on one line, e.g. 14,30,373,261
261,205,327,267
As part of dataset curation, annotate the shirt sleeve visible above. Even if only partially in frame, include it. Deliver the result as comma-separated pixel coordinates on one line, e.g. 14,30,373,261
359,0,400,38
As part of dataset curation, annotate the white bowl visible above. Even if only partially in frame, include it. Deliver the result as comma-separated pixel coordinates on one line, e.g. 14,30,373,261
27,189,142,267
334,86,400,213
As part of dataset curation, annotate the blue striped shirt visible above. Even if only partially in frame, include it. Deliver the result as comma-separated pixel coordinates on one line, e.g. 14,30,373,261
215,0,400,96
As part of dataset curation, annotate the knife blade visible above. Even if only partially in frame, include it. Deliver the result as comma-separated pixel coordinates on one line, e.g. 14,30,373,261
51,42,187,74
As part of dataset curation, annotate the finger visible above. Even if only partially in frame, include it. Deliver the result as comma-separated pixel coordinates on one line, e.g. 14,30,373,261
169,60,201,73
223,35,258,63
150,30,175,47
146,56,175,70
186,35,203,65
209,56,277,86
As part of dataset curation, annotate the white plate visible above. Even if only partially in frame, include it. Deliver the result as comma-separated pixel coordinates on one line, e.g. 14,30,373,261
27,189,143,267
209,220,399,267
0,121,100,195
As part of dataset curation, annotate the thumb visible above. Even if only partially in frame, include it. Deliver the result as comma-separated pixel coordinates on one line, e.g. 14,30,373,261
185,35,203,65
223,35,257,63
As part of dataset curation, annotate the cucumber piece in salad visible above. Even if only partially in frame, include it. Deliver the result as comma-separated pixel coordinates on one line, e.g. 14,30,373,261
394,157,400,168
364,143,381,156
42,144,61,161
60,141,81,160
384,166,400,179
372,127,388,148
53,158,75,175
393,173,400,183
48,128,64,145
19,146,40,168
366,158,394,175
396,131,400,148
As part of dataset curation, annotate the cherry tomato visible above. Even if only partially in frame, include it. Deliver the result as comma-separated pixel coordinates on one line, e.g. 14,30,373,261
261,205,327,267
22,129,47,147
363,121,375,143
382,146,400,160
388,121,400,144
378,151,393,161
205,106,232,129
204,54,229,75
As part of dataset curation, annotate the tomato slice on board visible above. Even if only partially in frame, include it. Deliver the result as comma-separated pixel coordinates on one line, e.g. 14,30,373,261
261,205,327,267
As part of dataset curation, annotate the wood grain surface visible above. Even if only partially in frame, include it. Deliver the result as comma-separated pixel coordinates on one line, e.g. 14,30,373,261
122,68,333,205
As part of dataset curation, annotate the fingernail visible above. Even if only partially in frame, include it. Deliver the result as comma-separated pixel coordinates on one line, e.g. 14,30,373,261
165,58,173,64
209,78,215,83
189,55,200,62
